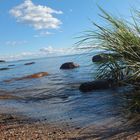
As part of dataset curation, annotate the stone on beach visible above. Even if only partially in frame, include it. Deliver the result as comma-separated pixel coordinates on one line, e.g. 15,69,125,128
60,62,79,69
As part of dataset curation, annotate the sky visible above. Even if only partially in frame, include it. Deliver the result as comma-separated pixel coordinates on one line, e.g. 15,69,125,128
0,0,140,60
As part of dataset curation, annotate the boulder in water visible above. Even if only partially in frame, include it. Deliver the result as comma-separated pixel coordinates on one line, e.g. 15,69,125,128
79,79,114,92
92,54,108,62
92,53,121,63
60,62,79,69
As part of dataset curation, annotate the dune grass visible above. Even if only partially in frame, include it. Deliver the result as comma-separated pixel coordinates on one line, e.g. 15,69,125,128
77,7,140,113
78,7,140,87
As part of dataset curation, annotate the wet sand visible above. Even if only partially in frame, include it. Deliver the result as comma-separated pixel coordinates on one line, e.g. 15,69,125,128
0,113,140,140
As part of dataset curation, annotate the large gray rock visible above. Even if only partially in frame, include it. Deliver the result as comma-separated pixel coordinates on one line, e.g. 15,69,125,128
60,62,79,69
79,79,114,92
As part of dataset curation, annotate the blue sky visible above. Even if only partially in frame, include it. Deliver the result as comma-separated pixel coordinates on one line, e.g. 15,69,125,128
0,0,140,60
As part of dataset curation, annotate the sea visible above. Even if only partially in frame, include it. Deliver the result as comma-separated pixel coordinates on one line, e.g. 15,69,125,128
0,52,133,127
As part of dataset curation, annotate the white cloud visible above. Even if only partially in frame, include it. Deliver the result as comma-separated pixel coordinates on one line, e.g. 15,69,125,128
0,52,34,61
40,46,74,54
6,40,27,47
39,46,85,55
34,31,53,38
10,0,63,30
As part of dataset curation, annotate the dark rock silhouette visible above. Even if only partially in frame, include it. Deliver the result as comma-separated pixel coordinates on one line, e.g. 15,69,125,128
92,54,108,62
60,62,79,69
0,68,10,71
24,62,35,66
92,53,121,63
79,79,114,92
0,60,5,63
8,64,15,67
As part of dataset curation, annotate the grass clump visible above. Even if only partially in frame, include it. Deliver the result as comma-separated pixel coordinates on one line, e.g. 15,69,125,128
77,7,140,114
78,7,140,87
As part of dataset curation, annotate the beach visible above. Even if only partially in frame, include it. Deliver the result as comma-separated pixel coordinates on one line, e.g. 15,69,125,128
0,113,140,140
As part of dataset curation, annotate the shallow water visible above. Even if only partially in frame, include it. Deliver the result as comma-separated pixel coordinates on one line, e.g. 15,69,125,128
0,53,133,128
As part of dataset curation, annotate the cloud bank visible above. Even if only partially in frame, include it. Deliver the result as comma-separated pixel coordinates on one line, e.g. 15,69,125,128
40,46,76,55
10,0,62,30
0,46,89,61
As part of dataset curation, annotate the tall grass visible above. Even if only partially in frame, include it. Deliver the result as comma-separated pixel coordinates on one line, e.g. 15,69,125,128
78,7,140,87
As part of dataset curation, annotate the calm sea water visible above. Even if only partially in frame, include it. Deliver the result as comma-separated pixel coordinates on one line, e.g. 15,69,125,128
0,53,131,127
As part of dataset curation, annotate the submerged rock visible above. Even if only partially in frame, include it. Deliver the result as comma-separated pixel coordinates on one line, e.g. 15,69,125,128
0,60,5,63
0,68,10,71
24,62,35,66
21,72,49,79
79,79,114,92
0,94,20,100
8,64,15,67
4,72,49,82
60,62,79,69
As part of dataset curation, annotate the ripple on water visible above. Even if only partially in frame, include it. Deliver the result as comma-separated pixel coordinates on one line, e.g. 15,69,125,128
0,54,134,128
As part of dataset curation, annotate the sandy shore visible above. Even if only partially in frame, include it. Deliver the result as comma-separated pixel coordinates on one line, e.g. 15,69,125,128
0,90,140,139
0,113,140,140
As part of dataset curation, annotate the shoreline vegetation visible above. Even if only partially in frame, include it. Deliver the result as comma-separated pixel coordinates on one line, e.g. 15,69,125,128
0,7,140,139
78,7,140,112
